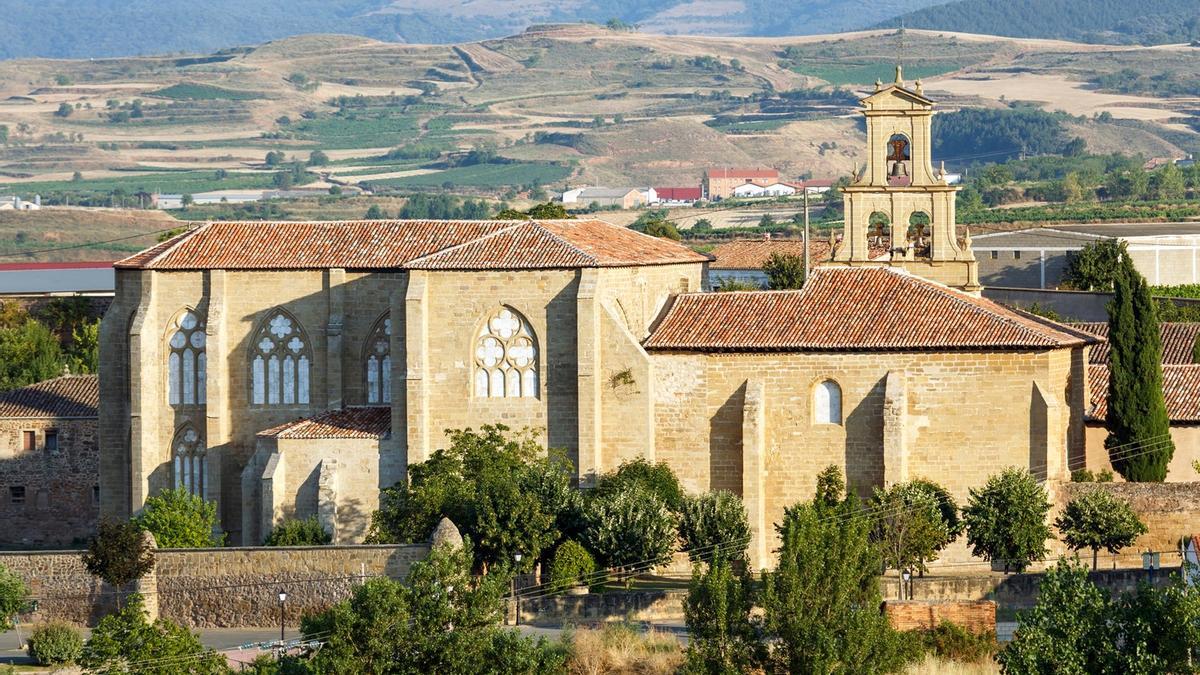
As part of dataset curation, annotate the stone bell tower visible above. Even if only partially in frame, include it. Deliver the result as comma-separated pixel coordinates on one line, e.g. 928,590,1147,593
832,66,980,292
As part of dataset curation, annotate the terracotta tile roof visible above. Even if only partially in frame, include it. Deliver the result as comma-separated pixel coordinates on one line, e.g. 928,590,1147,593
1087,364,1200,423
116,219,705,271
0,375,98,418
644,266,1096,352
258,407,391,439
406,219,707,270
1070,322,1200,365
655,187,702,201
708,239,832,270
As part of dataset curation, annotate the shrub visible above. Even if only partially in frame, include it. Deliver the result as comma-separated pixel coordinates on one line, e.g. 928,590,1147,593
548,540,595,591
27,622,84,665
80,594,228,674
132,488,223,548
679,491,751,563
0,564,29,630
264,516,332,546
567,622,683,675
1070,468,1114,482
912,621,998,664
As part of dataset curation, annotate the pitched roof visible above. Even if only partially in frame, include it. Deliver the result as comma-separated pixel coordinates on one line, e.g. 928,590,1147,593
1088,364,1200,423
707,239,832,271
1069,322,1200,365
644,266,1096,352
654,187,702,201
0,375,98,418
258,407,391,439
576,187,639,199
116,219,705,271
405,219,707,270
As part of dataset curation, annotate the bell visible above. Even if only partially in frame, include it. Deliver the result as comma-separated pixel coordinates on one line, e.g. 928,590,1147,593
889,161,909,178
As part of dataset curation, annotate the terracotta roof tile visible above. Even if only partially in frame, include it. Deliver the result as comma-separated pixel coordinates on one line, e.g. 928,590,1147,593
258,407,391,439
1070,322,1200,365
705,167,780,179
116,219,705,271
708,239,832,270
1088,364,1200,423
644,266,1095,351
0,375,98,418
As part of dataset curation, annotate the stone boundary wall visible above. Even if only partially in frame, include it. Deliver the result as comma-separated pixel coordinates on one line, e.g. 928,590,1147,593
883,600,996,634
1056,482,1200,568
0,544,429,627
515,590,686,626
882,567,1178,609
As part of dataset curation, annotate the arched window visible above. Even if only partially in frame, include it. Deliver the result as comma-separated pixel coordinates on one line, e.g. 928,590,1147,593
365,314,391,405
172,425,205,497
868,211,891,247
251,311,311,406
814,380,843,425
886,133,911,187
168,310,206,406
907,211,932,258
473,307,538,399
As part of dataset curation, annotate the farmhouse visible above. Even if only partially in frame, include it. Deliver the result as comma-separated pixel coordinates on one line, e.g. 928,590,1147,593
703,167,780,200
100,78,1096,569
560,187,647,209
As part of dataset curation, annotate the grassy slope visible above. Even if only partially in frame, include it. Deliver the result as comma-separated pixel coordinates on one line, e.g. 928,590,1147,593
0,208,181,261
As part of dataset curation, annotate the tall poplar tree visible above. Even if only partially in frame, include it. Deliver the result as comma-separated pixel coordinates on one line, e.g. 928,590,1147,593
1105,255,1174,481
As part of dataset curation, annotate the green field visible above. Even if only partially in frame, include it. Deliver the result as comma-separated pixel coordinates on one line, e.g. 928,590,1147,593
366,162,571,188
291,113,423,149
1,170,283,195
149,83,266,100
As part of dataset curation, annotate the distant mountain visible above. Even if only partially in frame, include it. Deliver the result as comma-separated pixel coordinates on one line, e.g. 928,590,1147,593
0,0,946,59
881,0,1200,45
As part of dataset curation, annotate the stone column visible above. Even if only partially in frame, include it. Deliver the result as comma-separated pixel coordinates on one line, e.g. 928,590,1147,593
325,268,346,410
404,272,430,465
575,269,602,486
317,459,339,543
741,379,768,571
135,531,159,621
128,272,159,513
205,270,228,532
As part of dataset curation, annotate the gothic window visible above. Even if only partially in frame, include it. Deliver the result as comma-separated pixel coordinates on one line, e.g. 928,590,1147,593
168,310,206,406
814,380,843,425
473,307,538,399
365,314,392,405
251,311,311,406
172,425,205,497
886,133,911,186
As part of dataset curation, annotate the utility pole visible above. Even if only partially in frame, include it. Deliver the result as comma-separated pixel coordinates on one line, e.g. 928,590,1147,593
802,188,810,281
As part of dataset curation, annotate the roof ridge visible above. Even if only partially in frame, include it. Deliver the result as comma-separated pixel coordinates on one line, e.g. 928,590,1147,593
402,221,533,267
147,223,209,267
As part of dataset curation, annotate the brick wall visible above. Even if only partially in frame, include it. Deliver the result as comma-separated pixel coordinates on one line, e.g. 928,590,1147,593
883,600,996,633
0,544,429,627
0,417,98,548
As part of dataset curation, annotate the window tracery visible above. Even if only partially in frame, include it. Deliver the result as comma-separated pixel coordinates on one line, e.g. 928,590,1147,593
365,315,391,405
168,310,206,406
172,425,206,497
251,311,311,406
473,307,538,399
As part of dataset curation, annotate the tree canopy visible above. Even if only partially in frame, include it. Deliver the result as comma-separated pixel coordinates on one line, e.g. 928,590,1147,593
961,468,1052,573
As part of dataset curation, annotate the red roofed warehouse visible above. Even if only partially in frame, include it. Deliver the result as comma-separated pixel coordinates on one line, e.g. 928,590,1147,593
703,167,781,200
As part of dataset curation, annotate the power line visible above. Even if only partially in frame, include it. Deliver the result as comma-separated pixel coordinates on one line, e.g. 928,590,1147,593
0,225,186,259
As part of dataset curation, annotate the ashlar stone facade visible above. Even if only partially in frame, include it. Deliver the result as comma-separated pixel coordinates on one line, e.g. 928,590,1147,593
101,85,1094,569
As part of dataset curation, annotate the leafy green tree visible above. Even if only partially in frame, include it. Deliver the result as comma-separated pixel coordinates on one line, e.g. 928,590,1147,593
303,542,563,674
1148,162,1186,200
524,202,571,219
307,150,330,166
762,252,806,290
644,220,682,240
580,487,678,578
758,214,777,229
999,560,1118,673
367,426,565,572
180,193,193,209
1062,238,1124,291
594,457,685,511
131,488,223,548
26,621,84,666
714,279,761,291
962,468,1052,573
763,494,908,674
692,218,713,233
1113,575,1200,673
1054,488,1147,569
814,464,845,508
683,557,763,674
265,150,285,167
364,204,387,219
495,208,529,220
1059,172,1085,202
0,319,64,392
679,491,751,563
1106,254,1174,481
1109,168,1149,200
55,102,73,117
0,564,30,630
79,594,228,675
548,540,595,591
81,519,156,595
264,516,332,546
871,481,951,578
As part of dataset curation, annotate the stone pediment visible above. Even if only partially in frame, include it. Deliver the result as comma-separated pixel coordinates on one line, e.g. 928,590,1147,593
861,85,933,111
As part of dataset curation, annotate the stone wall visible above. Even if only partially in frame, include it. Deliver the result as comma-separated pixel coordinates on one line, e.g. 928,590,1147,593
883,600,996,634
0,417,98,548
1056,481,1200,567
1083,424,1200,484
515,590,686,627
881,567,1179,609
0,544,428,627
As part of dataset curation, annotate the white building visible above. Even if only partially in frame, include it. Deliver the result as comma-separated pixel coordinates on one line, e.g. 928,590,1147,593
0,195,41,210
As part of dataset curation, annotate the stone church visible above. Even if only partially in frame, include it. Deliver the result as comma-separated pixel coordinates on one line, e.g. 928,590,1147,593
100,76,1095,568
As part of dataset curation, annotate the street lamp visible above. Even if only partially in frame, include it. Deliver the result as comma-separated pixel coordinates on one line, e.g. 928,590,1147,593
901,570,912,600
512,553,524,626
277,590,288,644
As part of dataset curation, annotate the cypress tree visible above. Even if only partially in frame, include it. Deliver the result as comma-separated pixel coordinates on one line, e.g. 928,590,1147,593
1105,255,1174,481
